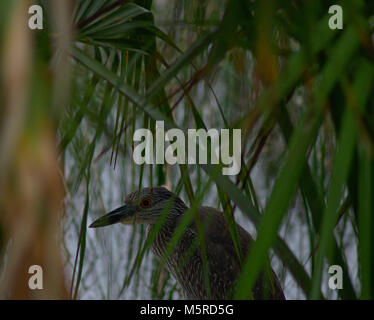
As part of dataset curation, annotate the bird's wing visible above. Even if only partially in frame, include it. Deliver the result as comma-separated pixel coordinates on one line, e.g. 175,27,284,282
182,206,285,299
197,205,252,274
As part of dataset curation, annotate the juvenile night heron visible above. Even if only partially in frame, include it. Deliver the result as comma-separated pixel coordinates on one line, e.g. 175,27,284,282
90,186,285,300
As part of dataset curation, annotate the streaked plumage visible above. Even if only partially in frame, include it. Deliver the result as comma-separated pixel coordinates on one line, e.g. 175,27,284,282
90,186,285,300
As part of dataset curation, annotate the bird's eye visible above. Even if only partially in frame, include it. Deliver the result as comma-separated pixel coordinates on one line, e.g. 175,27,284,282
140,198,152,208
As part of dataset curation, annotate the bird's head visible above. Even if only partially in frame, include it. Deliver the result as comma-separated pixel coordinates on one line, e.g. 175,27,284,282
89,186,186,228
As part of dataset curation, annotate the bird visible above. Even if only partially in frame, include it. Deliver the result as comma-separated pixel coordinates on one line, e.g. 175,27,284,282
89,186,285,300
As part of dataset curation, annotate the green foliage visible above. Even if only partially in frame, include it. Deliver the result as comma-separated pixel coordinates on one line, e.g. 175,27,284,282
36,0,374,299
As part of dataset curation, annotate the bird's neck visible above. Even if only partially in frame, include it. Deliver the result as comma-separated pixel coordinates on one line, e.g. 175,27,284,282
146,206,187,257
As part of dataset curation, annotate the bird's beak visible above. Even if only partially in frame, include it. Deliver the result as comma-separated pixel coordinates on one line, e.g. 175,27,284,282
89,203,137,228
